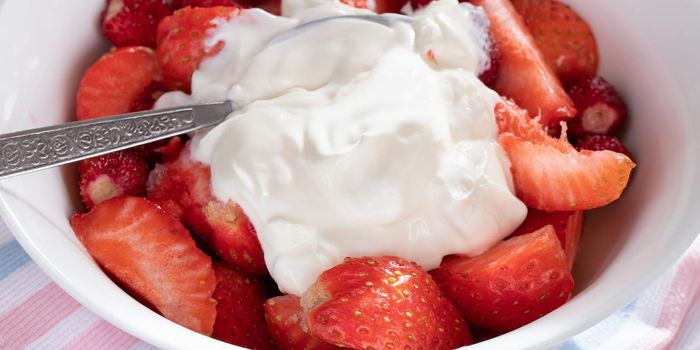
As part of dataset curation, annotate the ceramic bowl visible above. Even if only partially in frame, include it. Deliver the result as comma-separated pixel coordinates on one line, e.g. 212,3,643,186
1,0,699,349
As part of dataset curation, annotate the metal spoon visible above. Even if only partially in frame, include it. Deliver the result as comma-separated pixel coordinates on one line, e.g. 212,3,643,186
0,14,411,179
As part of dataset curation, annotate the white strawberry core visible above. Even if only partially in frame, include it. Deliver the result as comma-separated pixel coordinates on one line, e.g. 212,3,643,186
156,0,527,296
582,104,617,134
87,175,123,206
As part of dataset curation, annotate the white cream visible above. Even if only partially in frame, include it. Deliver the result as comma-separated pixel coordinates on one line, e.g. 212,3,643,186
156,0,527,296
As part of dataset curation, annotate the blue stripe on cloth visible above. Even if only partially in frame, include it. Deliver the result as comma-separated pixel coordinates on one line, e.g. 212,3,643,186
0,240,30,280
558,339,583,350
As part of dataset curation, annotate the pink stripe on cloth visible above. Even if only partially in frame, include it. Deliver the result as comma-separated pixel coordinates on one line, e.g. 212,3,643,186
60,320,140,350
0,283,81,350
630,251,700,349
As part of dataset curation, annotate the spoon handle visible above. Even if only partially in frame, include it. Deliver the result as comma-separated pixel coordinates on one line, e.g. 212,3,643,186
0,101,233,179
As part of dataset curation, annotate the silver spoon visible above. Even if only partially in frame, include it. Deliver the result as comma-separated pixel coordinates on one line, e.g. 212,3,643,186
0,14,411,179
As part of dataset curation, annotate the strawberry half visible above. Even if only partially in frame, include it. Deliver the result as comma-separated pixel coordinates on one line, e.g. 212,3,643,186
470,0,575,127
70,196,217,335
212,262,277,349
431,226,574,332
302,256,472,350
496,101,635,211
101,0,172,48
511,209,584,270
511,0,599,86
156,6,240,92
479,31,501,87
265,295,342,350
79,149,149,210
76,46,163,120
147,144,267,275
567,75,628,138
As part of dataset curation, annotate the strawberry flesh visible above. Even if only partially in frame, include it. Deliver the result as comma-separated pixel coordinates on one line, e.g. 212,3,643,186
511,0,599,86
265,295,342,350
147,144,267,275
511,209,584,270
101,0,172,48
470,0,576,127
171,0,241,9
431,226,574,332
70,196,217,335
302,256,472,350
496,101,635,211
76,46,162,120
479,31,501,87
212,262,277,349
567,75,628,138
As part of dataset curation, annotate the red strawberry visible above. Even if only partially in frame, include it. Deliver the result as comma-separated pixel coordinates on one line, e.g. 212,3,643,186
79,149,149,210
156,6,240,92
575,134,632,157
431,226,574,332
479,31,501,87
409,0,431,10
171,0,240,9
495,101,635,211
374,0,405,13
70,196,217,335
76,46,163,120
212,262,277,349
101,0,172,48
147,144,267,275
511,209,584,270
265,295,342,350
302,256,472,350
511,0,599,86
470,0,575,127
567,75,628,138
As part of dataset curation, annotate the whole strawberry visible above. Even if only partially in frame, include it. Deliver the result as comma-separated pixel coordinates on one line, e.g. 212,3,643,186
567,75,628,138
212,262,277,349
431,226,573,332
101,0,172,48
302,256,472,350
156,6,240,91
79,149,149,210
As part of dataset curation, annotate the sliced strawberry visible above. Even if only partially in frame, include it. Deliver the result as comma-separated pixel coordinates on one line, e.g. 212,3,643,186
212,262,277,349
70,196,217,335
470,0,575,127
575,135,632,158
265,295,342,350
101,0,172,48
511,209,584,270
495,101,635,211
76,46,162,120
409,0,431,10
79,149,149,210
156,6,240,92
147,144,267,275
567,75,628,138
431,226,574,332
302,256,472,350
511,0,598,86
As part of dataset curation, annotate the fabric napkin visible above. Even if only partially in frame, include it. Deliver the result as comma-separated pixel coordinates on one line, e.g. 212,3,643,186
0,217,697,350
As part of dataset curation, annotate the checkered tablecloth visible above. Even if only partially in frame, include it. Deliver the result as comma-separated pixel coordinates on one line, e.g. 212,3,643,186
0,216,698,350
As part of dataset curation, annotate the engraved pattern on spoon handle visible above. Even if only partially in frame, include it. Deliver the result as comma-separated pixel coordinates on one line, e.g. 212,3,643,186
0,107,203,178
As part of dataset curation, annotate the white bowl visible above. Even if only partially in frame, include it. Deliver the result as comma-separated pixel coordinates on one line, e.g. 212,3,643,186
1,0,699,349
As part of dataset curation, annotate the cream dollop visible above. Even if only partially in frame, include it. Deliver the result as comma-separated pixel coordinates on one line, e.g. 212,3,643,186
156,0,527,296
